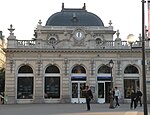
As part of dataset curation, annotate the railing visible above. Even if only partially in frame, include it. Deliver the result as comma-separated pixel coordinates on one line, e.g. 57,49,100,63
14,40,149,50
17,40,36,47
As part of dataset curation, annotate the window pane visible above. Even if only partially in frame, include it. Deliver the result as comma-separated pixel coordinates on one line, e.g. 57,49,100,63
18,65,33,73
124,79,138,99
124,65,139,74
72,65,86,73
98,83,104,98
17,77,33,99
98,65,111,73
72,83,78,98
44,77,60,99
45,65,60,73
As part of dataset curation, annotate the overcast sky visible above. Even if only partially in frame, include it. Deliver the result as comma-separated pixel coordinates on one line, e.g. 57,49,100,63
0,0,149,40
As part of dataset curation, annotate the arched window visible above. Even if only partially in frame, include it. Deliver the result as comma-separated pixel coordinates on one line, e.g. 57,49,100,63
44,65,60,99
124,65,139,74
124,65,139,99
98,65,111,73
48,37,57,45
45,65,60,73
96,38,103,45
72,65,86,73
18,65,33,73
17,65,34,99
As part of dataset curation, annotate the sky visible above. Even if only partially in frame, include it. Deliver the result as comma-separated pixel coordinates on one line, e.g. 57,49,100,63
0,0,149,41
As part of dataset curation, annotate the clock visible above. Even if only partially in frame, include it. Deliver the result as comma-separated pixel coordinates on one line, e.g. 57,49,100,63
73,30,85,41
75,31,82,38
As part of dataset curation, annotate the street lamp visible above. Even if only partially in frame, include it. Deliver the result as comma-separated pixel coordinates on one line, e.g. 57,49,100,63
126,1,148,114
109,59,114,109
127,34,136,61
127,34,136,50
141,0,148,115
127,33,148,114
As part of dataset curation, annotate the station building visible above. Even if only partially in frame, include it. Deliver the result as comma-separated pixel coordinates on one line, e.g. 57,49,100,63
4,3,150,104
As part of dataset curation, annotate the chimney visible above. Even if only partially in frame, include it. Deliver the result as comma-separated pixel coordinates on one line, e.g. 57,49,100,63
62,3,64,10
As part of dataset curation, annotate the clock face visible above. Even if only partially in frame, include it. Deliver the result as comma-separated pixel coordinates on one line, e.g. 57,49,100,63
76,32,82,38
74,30,84,41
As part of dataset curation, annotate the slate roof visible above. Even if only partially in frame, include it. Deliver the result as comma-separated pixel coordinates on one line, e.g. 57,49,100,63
45,8,104,26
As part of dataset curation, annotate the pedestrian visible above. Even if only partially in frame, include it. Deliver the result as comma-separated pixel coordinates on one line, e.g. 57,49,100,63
130,89,137,109
0,93,4,104
83,85,93,111
114,87,120,107
109,88,115,109
136,87,142,107
3,93,8,104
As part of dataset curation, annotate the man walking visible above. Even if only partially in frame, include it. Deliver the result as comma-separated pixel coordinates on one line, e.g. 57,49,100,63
136,88,142,107
114,87,120,107
130,89,137,109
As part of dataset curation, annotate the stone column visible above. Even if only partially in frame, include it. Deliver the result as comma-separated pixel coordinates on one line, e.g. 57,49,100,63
61,59,70,103
5,59,16,104
34,60,44,103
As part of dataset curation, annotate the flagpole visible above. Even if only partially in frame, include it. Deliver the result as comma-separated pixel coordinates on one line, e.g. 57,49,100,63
148,0,150,38
142,0,148,115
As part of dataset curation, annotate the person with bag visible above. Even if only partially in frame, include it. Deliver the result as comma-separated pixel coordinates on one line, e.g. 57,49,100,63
130,89,137,109
109,88,115,109
84,85,93,111
136,88,142,107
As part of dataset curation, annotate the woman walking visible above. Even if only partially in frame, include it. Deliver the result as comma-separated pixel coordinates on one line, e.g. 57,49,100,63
84,85,93,111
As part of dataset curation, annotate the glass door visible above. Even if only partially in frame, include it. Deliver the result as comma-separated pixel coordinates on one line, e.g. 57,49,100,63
97,82,105,103
71,81,86,103
97,82,111,103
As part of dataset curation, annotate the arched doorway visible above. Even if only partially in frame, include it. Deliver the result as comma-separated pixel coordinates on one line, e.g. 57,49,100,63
124,64,140,99
71,64,86,103
97,64,111,103
17,65,34,102
44,64,60,102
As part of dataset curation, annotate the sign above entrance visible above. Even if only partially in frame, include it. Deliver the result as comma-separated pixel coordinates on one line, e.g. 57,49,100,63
97,76,111,81
71,76,86,81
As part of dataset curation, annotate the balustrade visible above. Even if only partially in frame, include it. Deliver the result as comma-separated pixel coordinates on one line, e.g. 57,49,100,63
13,39,150,50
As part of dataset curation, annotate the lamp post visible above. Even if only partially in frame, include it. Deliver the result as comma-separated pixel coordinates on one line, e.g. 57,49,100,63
127,34,136,50
127,34,136,62
141,0,148,115
127,33,148,114
126,1,148,114
109,59,114,109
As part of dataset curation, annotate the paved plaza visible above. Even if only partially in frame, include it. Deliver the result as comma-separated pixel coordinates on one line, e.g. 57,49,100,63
0,103,149,115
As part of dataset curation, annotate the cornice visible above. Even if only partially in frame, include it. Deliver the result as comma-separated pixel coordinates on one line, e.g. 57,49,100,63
4,48,144,53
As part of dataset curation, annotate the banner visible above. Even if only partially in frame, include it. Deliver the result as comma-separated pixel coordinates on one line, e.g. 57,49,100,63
148,0,150,38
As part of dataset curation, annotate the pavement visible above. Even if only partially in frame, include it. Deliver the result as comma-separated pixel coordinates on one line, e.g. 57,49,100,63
0,103,150,115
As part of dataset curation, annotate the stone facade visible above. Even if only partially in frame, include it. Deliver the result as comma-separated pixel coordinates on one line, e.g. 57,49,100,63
4,5,150,104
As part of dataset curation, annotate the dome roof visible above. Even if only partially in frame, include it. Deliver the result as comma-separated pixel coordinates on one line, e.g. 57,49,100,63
45,6,104,26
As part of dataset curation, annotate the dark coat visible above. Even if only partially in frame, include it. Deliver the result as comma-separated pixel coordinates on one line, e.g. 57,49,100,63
130,92,136,100
136,91,142,97
84,89,93,99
